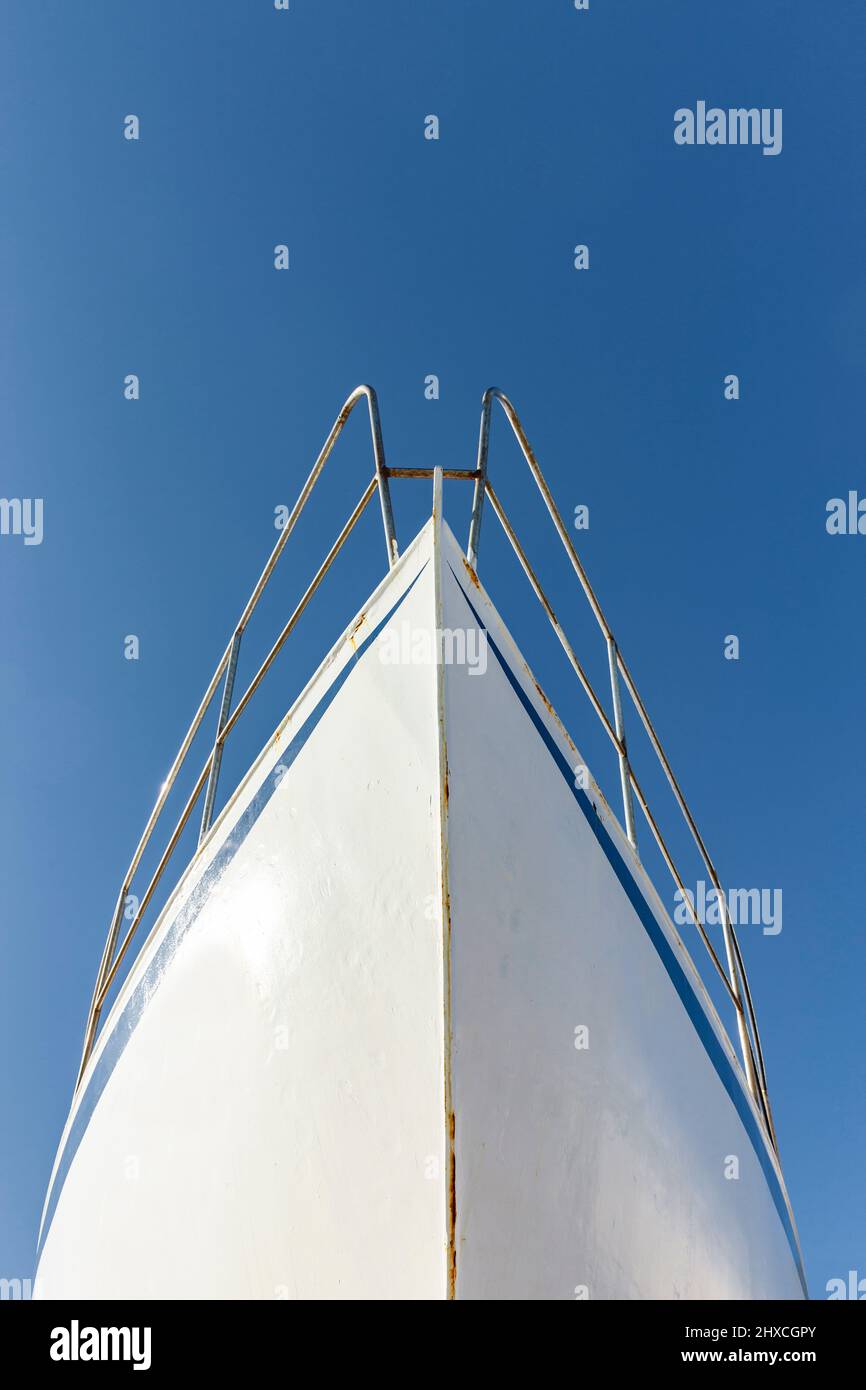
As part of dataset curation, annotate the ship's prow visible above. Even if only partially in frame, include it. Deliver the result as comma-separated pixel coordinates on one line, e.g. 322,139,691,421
35,497,806,1300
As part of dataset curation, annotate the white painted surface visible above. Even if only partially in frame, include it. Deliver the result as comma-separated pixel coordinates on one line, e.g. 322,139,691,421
36,527,447,1299
439,525,803,1300
35,511,804,1300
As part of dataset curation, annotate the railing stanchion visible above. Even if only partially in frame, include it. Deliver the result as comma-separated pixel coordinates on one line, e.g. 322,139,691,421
719,900,762,1106
366,388,399,568
467,392,492,569
199,630,243,845
606,635,638,851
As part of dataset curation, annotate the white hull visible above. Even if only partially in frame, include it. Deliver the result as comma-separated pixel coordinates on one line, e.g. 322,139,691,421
35,511,805,1300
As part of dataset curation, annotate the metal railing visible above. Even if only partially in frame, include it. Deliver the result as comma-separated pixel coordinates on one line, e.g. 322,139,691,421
467,388,777,1151
75,385,396,1090
74,384,779,1160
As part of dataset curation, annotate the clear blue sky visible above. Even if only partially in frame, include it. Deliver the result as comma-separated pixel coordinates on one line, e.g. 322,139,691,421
1,1,864,1297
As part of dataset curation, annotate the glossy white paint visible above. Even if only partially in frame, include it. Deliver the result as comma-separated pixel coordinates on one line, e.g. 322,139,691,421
36,526,447,1299
35,509,805,1300
438,526,804,1300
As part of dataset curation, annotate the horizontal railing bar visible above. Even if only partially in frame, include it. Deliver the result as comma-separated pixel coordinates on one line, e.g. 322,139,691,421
96,757,213,1011
218,477,378,750
387,468,482,480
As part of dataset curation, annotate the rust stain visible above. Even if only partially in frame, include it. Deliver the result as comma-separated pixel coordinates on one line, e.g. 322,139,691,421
533,678,555,718
440,754,456,1299
460,556,481,590
347,609,367,653
442,836,456,1299
447,1109,457,1299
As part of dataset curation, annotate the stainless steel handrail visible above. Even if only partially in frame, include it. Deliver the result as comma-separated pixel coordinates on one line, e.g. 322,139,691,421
482,482,738,1010
469,388,777,1151
75,386,396,1090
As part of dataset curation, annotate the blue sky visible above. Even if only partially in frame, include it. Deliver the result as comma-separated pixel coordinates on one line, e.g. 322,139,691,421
1,1,864,1296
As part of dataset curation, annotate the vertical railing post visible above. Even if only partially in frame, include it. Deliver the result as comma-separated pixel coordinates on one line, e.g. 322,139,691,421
365,388,399,569
75,881,132,1088
199,629,243,845
606,635,638,850
717,895,763,1109
466,389,492,570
